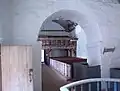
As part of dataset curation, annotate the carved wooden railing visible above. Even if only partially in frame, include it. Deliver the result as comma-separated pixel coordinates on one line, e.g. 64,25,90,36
40,38,77,49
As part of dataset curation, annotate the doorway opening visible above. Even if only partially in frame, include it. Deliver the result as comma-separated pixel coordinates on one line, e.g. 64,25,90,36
38,9,102,91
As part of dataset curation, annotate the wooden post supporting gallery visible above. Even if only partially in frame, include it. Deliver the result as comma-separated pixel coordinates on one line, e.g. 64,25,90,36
0,45,33,91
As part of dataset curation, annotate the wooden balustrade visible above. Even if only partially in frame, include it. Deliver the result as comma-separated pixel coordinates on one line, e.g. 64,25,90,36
41,38,77,49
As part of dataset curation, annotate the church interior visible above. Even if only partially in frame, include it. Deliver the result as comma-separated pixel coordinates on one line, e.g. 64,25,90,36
1,0,120,91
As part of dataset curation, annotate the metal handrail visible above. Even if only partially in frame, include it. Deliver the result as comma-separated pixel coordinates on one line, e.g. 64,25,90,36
60,78,120,91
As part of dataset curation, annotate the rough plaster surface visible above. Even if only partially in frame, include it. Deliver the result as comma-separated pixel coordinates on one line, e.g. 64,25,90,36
1,0,120,90
0,0,13,44
38,0,120,78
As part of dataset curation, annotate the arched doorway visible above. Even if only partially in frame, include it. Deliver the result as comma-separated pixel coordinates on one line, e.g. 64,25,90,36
38,9,103,91
39,9,103,66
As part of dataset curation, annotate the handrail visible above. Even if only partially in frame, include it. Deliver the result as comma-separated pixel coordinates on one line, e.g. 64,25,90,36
60,78,120,91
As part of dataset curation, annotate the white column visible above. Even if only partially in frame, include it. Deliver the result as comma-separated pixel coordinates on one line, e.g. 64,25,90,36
87,41,103,66
32,42,42,91
101,52,112,78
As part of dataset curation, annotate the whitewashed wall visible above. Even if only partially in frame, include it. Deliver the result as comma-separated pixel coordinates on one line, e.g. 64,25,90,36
12,0,120,78
0,0,13,44
1,0,120,90
0,2,2,42
75,25,88,59
38,0,120,77
85,1,120,77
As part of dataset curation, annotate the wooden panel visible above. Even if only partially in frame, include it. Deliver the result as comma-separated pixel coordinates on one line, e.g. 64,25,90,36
1,45,33,91
26,46,33,91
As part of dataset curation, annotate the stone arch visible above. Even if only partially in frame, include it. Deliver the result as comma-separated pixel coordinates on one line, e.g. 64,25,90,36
39,9,103,66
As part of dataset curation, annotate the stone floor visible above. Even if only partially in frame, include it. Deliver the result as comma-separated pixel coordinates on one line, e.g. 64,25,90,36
42,64,67,91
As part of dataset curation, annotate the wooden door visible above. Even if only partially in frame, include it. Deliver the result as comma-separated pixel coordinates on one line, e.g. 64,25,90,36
1,45,33,91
